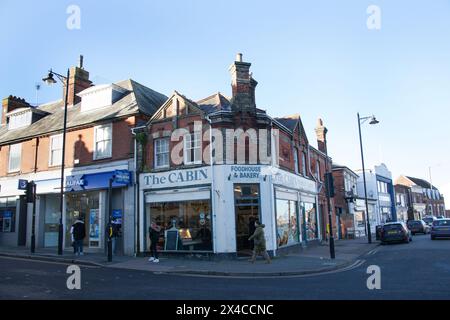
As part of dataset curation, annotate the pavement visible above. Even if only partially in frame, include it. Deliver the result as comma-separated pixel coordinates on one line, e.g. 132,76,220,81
1,235,449,299
0,236,379,277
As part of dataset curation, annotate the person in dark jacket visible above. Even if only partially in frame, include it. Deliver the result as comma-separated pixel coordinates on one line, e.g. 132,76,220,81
248,220,271,264
71,218,86,256
148,221,161,263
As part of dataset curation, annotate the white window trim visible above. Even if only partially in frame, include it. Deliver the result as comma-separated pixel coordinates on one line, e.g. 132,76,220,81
154,138,170,169
48,134,63,167
183,133,202,165
93,123,113,160
8,143,22,173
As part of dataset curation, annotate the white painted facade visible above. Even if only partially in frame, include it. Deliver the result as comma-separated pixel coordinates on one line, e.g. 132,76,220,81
139,164,319,256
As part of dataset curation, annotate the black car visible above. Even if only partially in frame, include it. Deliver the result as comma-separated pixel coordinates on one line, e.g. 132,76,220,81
407,220,429,235
380,222,412,244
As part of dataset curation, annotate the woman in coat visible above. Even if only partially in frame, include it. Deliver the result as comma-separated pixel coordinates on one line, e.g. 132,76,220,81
248,220,271,264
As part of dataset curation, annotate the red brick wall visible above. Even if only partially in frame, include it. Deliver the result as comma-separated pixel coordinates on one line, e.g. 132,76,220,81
0,116,136,177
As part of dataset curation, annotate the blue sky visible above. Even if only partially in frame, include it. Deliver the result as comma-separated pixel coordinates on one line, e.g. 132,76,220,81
1,0,450,202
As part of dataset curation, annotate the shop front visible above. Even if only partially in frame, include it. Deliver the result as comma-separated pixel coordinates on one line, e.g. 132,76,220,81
65,170,132,253
141,167,212,254
139,165,319,258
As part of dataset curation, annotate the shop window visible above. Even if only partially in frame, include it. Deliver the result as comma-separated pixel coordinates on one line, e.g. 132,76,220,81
94,123,112,159
154,138,169,169
0,197,17,233
276,199,299,247
8,143,21,172
147,200,212,252
184,132,202,165
49,134,63,166
302,202,318,240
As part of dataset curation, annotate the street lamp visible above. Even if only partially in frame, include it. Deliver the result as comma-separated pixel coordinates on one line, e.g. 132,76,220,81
43,68,70,255
357,113,379,244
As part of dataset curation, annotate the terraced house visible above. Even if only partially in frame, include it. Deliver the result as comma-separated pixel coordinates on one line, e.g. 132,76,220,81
0,58,167,255
137,54,336,258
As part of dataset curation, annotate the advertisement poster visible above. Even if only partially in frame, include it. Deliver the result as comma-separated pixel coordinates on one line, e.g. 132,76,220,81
89,209,100,244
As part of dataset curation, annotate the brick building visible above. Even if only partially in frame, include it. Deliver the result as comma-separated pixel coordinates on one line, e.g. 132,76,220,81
0,57,167,255
332,164,358,239
395,175,446,218
137,54,335,257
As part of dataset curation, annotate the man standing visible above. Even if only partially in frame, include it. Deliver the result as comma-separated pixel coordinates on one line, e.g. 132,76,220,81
148,221,161,263
71,218,86,256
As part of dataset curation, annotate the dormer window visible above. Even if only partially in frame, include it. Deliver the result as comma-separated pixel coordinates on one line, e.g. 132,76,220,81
7,109,32,130
77,84,128,112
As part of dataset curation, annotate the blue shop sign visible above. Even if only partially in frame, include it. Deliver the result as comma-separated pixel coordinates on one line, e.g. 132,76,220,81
114,170,131,185
66,170,132,192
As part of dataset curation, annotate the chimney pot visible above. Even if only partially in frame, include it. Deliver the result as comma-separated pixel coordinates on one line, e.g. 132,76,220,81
236,53,243,62
79,55,84,69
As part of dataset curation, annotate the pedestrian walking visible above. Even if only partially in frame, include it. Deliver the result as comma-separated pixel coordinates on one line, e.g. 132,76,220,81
248,220,271,264
148,220,161,263
71,218,86,256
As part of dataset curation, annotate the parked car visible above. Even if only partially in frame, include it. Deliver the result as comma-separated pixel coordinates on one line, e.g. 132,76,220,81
422,216,437,226
437,216,445,219
407,220,430,235
430,219,450,240
380,222,412,244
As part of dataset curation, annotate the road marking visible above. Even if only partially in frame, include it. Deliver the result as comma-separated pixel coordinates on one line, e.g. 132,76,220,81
167,259,367,279
366,248,379,256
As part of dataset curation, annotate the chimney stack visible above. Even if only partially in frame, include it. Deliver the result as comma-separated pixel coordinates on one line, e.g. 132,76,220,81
64,55,92,106
229,53,258,111
315,118,328,154
2,96,31,125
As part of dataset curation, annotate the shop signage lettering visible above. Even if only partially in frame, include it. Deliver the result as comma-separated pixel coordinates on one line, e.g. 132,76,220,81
231,166,261,179
144,168,209,187
66,175,85,191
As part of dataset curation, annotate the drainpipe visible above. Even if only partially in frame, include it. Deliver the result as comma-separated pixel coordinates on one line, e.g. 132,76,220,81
131,125,146,257
205,115,217,255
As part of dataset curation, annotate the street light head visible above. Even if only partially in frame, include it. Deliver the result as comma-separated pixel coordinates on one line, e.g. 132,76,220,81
42,70,57,85
369,116,379,125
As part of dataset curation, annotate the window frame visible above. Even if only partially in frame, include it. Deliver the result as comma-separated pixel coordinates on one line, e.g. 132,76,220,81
49,134,63,167
293,147,299,174
154,138,170,169
183,132,202,165
93,123,113,160
8,143,22,173
301,152,307,176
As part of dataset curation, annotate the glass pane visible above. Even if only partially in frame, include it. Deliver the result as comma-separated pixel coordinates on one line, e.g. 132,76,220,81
148,200,212,251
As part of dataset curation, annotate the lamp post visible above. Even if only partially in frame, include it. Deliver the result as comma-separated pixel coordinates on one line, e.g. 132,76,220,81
357,113,379,244
43,68,70,255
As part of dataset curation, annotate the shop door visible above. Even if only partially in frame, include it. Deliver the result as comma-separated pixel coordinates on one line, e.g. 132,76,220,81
234,184,260,256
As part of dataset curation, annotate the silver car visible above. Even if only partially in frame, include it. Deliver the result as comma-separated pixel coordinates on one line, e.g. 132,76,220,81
430,219,450,240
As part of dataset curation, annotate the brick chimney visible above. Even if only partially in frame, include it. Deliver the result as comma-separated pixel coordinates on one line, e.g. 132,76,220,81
63,55,92,106
315,118,328,154
1,95,31,125
229,53,258,111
